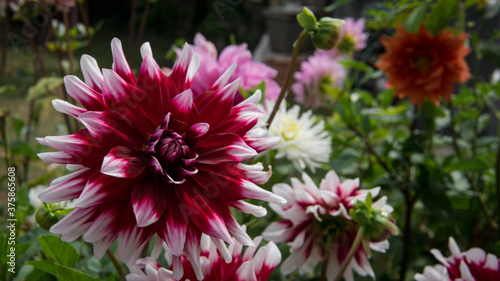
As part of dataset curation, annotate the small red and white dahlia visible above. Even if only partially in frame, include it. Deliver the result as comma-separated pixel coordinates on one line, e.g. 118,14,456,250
415,237,500,281
263,170,392,281
37,38,285,274
127,233,281,281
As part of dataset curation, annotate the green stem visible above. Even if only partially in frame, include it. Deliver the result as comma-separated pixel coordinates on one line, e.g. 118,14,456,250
266,30,308,128
496,125,500,226
106,249,126,281
333,226,365,281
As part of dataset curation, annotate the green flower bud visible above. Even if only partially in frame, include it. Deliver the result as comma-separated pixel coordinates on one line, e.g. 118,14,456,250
35,206,60,230
368,211,399,242
311,17,345,50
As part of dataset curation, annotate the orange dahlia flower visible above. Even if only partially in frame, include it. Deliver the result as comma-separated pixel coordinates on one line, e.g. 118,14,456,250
376,24,471,106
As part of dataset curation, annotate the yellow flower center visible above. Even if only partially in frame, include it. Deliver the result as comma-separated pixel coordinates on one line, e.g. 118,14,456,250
281,119,301,141
337,35,355,54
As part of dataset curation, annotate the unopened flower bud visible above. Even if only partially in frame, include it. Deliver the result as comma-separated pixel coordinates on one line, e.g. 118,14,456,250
368,211,399,242
311,18,345,50
35,207,60,230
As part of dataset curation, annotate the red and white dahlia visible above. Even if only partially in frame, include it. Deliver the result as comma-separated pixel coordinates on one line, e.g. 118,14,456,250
263,170,392,281
415,237,500,281
127,232,281,281
37,38,285,274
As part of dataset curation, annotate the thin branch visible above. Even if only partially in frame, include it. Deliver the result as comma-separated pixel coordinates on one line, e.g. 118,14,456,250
106,249,126,281
266,29,308,128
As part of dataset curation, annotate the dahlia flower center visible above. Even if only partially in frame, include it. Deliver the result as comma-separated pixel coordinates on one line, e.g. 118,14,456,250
281,119,301,141
413,56,432,73
337,35,355,54
146,127,198,183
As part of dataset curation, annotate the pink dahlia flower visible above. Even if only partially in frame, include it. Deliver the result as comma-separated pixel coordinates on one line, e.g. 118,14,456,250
127,232,281,281
185,33,281,103
415,237,500,281
37,38,285,275
263,170,392,281
291,52,346,108
318,17,367,57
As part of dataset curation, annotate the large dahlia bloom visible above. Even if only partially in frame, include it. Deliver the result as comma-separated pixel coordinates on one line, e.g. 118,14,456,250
263,170,392,281
264,101,332,172
291,52,346,108
37,38,285,274
376,24,471,106
415,237,500,281
127,232,281,281
183,33,281,103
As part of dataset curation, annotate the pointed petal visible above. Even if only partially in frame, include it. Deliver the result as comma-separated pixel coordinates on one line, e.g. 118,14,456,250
253,241,281,281
76,173,135,208
169,89,197,132
81,55,104,92
221,206,253,246
170,43,192,91
78,110,145,148
236,260,257,281
101,146,146,179
38,168,93,203
101,69,155,136
210,63,236,90
84,204,122,242
140,42,153,59
38,151,75,164
52,99,86,118
118,207,153,263
177,184,232,243
184,227,204,280
111,38,137,85
64,75,106,110
131,179,166,227
231,201,267,217
50,207,96,239
159,190,188,256
137,54,176,125
194,78,239,127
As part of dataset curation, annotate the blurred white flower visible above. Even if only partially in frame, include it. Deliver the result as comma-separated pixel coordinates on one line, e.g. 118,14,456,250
265,101,332,172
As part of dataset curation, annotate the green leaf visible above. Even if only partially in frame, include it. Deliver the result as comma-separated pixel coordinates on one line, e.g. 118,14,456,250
28,261,100,281
37,235,78,268
478,42,500,69
403,1,431,33
446,158,489,172
25,268,57,281
297,7,318,31
27,77,64,101
426,0,460,34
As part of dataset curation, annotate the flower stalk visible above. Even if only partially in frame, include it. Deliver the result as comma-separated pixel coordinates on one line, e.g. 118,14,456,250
333,226,365,281
266,29,308,128
106,249,126,281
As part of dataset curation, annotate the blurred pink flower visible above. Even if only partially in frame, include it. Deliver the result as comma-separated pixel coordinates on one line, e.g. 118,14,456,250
185,33,281,103
263,170,392,281
318,17,367,57
37,38,285,277
127,233,281,281
291,52,345,108
415,237,500,281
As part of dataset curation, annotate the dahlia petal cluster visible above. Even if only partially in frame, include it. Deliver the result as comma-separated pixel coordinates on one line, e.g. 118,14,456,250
127,232,281,281
264,101,332,172
37,38,285,277
263,170,392,281
376,24,471,106
184,33,281,103
415,237,500,281
291,52,346,108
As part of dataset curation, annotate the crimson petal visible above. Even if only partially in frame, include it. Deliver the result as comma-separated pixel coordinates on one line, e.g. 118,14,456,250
101,146,146,179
